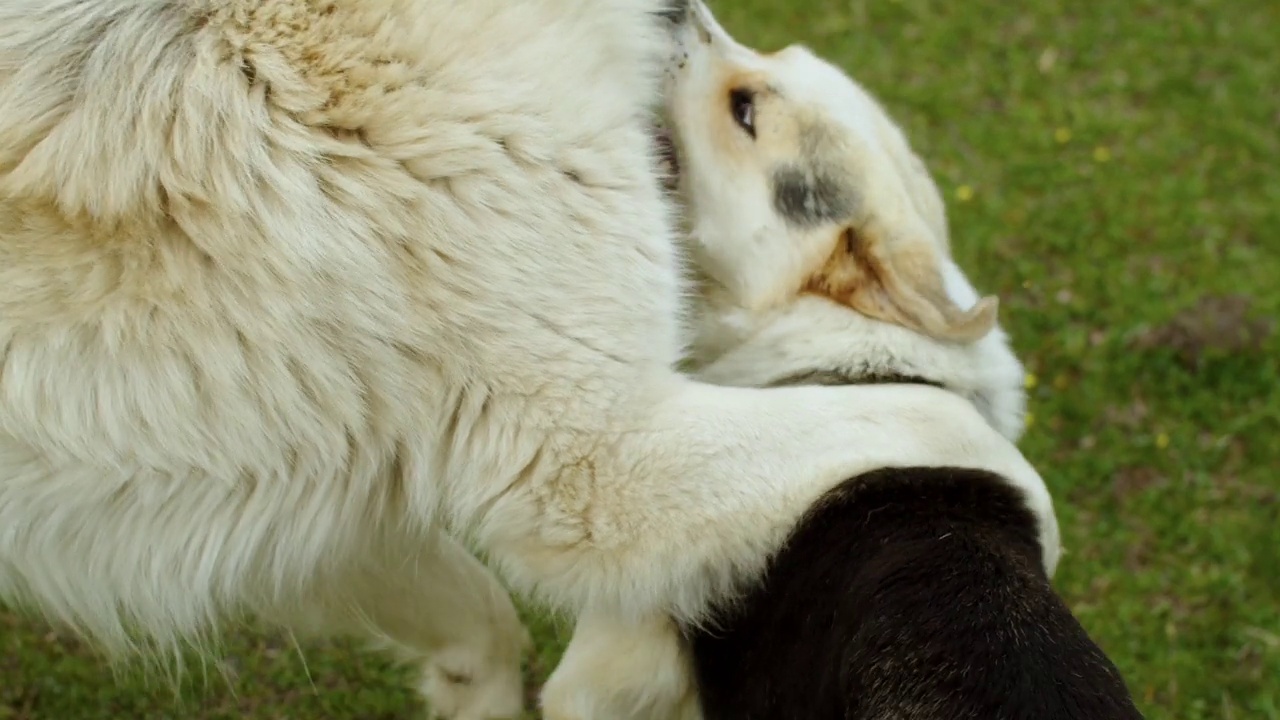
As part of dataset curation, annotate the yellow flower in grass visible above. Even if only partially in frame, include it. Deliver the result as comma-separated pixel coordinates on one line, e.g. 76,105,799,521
1054,126,1072,144
955,184,974,202
1155,432,1170,450
1024,372,1038,390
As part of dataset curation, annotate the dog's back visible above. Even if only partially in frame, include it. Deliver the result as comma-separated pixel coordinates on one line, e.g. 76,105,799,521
0,0,685,650
688,466,1144,720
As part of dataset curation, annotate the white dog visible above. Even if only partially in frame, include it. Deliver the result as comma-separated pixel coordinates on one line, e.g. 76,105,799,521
541,3,1058,718
0,1,1052,717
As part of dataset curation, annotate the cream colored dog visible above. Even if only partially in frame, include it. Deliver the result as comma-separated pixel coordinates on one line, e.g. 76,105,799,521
0,1,1052,717
541,3,1056,718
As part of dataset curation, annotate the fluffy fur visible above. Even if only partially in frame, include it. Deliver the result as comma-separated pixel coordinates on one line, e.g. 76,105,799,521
542,4,1059,718
2,1,1051,717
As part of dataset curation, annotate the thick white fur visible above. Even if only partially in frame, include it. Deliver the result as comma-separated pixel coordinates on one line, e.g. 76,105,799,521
542,3,1059,718
690,289,1027,441
2,0,1051,717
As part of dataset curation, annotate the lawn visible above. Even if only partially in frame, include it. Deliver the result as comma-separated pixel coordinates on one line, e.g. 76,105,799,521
3,0,1277,718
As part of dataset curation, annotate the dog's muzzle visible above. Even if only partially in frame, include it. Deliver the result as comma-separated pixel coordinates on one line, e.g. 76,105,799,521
653,0,691,24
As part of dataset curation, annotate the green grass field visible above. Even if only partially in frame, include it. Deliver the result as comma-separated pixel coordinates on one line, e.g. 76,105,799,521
3,0,1277,717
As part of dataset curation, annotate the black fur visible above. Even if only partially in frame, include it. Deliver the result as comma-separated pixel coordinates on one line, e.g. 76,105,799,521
771,163,858,228
764,368,942,389
654,0,691,24
685,466,1145,720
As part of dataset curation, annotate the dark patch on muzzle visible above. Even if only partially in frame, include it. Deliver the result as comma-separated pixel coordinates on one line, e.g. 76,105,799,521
654,0,691,24
771,164,858,229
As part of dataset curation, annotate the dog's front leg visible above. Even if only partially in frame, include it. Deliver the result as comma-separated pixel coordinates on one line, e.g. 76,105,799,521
277,530,529,720
541,611,700,720
477,379,1057,626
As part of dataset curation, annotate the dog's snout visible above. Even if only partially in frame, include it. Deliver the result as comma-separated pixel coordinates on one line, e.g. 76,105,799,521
654,0,720,49
654,0,690,25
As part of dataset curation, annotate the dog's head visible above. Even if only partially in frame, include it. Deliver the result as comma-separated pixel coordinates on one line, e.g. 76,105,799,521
663,1,993,341
660,2,1026,440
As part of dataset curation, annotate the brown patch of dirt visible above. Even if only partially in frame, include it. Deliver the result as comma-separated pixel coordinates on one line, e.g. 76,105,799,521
1121,524,1159,573
1130,293,1274,369
1103,397,1150,429
1112,465,1167,501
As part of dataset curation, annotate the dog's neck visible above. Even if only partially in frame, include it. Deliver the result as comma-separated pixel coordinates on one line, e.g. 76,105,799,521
762,368,942,390
685,279,1027,442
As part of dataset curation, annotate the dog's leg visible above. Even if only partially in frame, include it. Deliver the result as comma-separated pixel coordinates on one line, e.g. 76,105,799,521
480,379,1056,625
541,612,699,720
285,531,529,720
529,381,1055,720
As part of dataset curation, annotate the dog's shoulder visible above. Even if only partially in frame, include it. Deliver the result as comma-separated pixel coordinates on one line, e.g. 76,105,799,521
0,0,676,230
689,466,1144,720
837,469,1144,720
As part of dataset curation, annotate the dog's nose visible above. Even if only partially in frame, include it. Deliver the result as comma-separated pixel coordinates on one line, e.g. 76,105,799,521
654,0,690,24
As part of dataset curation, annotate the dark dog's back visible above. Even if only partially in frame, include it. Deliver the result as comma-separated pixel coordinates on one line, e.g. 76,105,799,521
686,466,1144,720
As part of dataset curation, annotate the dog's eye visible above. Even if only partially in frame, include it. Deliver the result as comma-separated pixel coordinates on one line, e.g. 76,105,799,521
729,88,756,138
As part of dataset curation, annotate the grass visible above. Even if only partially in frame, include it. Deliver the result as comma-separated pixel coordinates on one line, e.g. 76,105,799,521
3,0,1278,717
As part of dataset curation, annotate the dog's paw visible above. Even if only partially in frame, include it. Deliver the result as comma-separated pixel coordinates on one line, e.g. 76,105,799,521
537,682,583,720
417,654,525,720
540,614,701,720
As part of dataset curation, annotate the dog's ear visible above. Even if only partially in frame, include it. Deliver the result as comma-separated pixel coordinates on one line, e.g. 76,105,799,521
804,219,999,343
